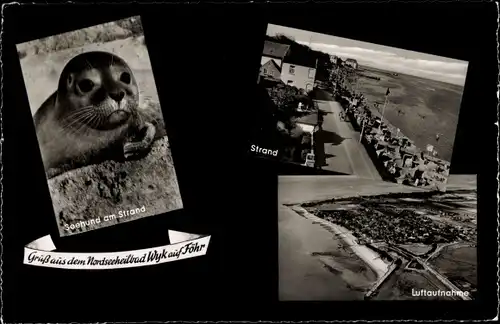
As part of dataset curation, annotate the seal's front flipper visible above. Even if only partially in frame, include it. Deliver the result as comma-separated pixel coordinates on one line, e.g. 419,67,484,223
123,122,156,160
140,121,156,146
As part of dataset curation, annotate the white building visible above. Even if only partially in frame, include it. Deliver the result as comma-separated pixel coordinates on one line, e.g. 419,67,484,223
345,58,358,69
280,59,317,92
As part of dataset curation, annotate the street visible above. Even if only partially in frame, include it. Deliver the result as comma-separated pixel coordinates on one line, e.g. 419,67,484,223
314,94,381,181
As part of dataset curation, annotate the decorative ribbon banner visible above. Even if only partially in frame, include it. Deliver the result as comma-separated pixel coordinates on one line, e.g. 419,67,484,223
24,231,211,270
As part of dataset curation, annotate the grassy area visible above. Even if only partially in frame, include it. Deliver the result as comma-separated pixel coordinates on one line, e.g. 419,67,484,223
355,65,464,162
428,245,477,288
399,244,433,256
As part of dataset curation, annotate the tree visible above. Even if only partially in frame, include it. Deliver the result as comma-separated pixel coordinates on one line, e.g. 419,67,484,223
265,83,303,132
328,59,359,96
344,67,359,92
315,51,334,82
267,84,301,113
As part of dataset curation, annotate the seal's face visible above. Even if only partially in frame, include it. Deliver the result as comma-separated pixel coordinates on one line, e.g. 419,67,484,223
57,51,139,131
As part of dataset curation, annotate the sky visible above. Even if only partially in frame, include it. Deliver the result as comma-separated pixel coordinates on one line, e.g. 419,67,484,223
267,24,469,86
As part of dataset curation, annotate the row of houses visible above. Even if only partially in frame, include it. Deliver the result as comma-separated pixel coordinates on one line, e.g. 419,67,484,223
259,40,318,92
329,54,359,69
259,40,360,92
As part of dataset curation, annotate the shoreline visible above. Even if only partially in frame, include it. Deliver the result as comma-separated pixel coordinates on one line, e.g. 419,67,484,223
290,205,389,279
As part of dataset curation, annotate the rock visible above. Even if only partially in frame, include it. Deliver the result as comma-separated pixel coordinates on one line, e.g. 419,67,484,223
48,136,183,237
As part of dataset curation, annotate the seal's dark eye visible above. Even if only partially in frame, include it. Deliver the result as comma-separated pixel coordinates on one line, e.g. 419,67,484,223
78,79,94,93
120,72,131,84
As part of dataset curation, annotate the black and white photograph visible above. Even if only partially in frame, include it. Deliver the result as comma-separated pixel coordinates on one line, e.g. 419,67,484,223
278,174,477,301
17,16,184,237
253,24,468,191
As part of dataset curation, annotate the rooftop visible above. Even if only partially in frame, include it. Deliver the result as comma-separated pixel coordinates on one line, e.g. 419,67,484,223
284,53,317,68
262,41,290,59
295,113,318,126
262,58,282,72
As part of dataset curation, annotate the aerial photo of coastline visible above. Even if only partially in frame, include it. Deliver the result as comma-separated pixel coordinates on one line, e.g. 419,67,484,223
279,174,477,301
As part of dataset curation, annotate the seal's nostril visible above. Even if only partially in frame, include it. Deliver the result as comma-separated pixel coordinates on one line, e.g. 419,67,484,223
110,90,125,103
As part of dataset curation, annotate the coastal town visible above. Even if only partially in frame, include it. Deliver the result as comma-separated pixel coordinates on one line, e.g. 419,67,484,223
305,186,477,300
279,175,477,301
256,27,462,190
307,193,476,245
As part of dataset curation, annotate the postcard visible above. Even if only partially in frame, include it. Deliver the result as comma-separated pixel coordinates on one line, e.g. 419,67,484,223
17,16,183,236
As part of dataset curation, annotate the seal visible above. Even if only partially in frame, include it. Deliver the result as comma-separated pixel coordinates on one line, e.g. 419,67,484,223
34,51,161,179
